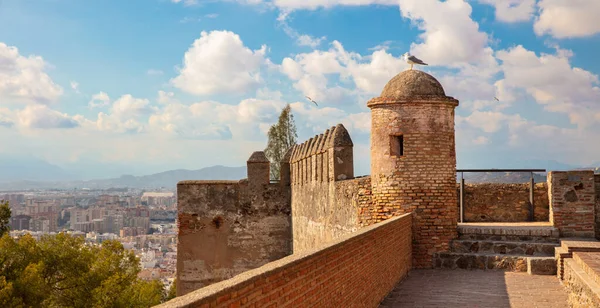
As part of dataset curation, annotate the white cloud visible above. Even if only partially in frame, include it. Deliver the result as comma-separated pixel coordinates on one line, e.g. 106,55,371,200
0,42,63,104
205,13,219,18
279,40,406,103
171,31,268,96
496,45,600,127
296,35,327,48
264,0,398,10
278,14,327,48
149,98,285,140
70,81,80,93
461,110,521,133
0,108,14,128
110,94,156,120
478,0,536,23
157,91,177,104
256,87,283,100
95,112,144,134
85,94,158,134
179,17,202,23
368,40,394,51
17,105,80,129
146,69,164,76
345,48,407,93
88,92,111,109
398,0,490,66
289,102,371,136
171,0,198,6
472,136,490,145
534,0,600,38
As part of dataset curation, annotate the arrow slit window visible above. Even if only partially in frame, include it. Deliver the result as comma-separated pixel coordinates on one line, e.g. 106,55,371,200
390,135,404,157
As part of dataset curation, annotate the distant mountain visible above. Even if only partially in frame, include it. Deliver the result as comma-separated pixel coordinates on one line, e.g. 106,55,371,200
459,166,600,184
0,155,75,182
0,165,247,191
460,172,548,184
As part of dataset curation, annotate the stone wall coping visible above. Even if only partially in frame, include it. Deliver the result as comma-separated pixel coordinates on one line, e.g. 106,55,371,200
334,175,371,183
156,213,412,308
177,180,240,185
367,96,459,108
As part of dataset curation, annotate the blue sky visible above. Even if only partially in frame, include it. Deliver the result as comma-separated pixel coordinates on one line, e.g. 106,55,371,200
0,0,599,179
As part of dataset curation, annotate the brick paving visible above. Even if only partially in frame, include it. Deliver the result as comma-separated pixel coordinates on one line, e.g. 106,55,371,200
379,269,569,308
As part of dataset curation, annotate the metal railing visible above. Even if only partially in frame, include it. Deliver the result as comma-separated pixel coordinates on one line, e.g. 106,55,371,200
456,169,546,223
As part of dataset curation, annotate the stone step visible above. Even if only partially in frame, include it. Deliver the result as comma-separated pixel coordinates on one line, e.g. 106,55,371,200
556,246,570,280
563,258,600,307
458,223,559,243
451,239,558,256
434,252,528,271
556,239,600,280
527,257,557,275
573,252,600,287
434,252,557,275
560,238,600,252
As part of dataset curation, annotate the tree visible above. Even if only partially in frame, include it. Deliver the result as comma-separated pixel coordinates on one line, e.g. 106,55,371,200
265,104,297,180
166,278,177,301
0,200,10,237
0,232,165,307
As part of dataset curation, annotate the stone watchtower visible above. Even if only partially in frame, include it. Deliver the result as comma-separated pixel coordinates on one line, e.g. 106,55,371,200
367,70,459,268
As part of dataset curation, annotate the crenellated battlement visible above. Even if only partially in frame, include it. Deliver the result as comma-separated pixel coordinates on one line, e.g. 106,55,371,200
287,124,354,186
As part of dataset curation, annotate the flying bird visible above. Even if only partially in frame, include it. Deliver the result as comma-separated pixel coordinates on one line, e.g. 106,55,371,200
403,52,428,70
305,96,318,106
494,97,500,101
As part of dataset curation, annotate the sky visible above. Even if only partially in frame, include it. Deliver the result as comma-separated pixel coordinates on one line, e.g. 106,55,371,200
0,0,599,179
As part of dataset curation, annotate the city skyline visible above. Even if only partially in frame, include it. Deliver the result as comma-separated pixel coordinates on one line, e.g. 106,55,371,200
0,0,599,180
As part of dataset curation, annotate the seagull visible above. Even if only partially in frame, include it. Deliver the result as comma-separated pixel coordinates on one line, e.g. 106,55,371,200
402,52,428,70
305,96,318,107
494,97,500,101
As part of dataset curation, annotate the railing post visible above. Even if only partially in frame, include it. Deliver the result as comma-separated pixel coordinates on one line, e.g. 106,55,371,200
460,172,464,223
529,172,535,222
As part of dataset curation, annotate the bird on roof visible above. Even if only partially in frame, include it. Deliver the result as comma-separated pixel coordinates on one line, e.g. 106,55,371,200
305,96,318,106
402,52,428,70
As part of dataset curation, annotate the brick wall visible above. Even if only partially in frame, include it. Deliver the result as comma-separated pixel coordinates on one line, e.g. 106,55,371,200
459,183,549,222
548,171,596,237
177,178,292,296
595,174,600,239
368,97,459,269
158,213,412,308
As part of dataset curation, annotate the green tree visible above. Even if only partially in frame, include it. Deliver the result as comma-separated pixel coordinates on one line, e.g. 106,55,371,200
0,200,11,237
166,278,177,301
265,104,297,180
0,232,165,307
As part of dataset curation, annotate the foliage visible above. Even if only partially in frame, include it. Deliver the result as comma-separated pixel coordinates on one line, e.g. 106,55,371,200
264,104,298,180
0,200,10,237
166,278,177,301
0,233,165,308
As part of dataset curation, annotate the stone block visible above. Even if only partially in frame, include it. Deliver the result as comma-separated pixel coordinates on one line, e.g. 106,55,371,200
527,257,557,275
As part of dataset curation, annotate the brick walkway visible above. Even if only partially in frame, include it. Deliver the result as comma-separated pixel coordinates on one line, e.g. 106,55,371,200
380,269,569,308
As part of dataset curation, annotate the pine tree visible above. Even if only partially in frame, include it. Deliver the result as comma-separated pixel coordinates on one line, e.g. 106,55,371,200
0,200,10,237
0,233,165,307
264,104,297,180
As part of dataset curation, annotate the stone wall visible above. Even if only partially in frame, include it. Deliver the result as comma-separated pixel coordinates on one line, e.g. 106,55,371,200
177,163,292,295
460,183,550,222
548,171,596,238
158,213,412,308
290,124,364,252
595,174,600,239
